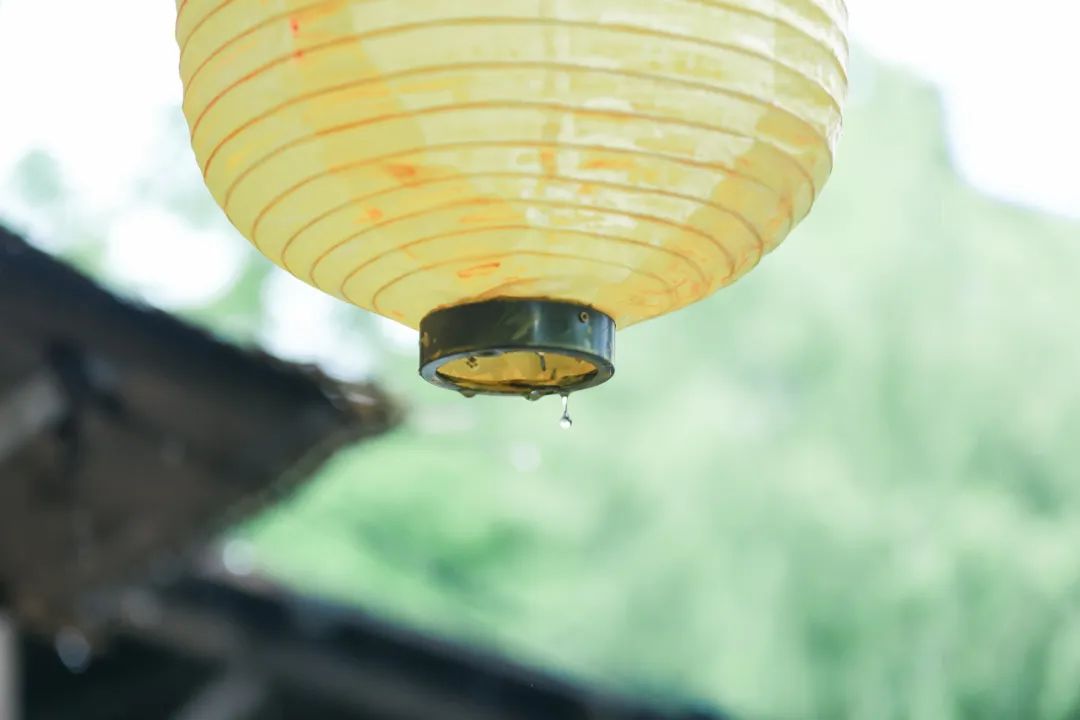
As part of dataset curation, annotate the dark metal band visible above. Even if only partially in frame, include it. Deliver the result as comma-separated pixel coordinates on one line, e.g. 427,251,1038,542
418,299,615,397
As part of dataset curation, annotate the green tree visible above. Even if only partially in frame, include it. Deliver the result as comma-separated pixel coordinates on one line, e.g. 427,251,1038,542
245,55,1080,720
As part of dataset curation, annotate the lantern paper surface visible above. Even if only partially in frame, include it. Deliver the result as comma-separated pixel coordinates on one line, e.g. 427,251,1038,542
177,0,847,333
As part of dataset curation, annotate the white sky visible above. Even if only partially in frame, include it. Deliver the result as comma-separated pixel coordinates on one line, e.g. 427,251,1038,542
0,0,1073,219
0,0,1075,367
849,0,1079,218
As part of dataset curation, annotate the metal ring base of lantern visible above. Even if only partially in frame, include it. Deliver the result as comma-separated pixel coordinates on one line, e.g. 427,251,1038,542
419,299,615,398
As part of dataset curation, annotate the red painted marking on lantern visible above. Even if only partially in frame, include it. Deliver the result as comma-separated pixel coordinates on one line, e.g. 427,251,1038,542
539,149,557,176
457,262,502,279
384,163,418,180
290,18,300,33
582,157,635,171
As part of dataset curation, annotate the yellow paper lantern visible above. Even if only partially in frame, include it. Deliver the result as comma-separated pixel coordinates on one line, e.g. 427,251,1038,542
176,0,847,397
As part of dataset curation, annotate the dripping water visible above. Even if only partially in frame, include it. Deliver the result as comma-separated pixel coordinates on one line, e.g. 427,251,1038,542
559,393,572,430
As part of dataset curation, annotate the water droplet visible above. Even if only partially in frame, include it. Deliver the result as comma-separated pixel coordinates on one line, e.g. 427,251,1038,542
527,389,544,402
559,394,572,430
460,390,476,399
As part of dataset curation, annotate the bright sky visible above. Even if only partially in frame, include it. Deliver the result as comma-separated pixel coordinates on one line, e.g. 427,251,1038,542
849,0,1079,219
0,0,1074,218
0,0,1075,370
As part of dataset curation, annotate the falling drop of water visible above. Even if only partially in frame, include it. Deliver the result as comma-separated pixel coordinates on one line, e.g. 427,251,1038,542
559,394,572,430
527,389,544,402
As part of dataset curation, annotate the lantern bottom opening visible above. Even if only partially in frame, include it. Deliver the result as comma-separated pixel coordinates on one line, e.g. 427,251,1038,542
419,299,615,397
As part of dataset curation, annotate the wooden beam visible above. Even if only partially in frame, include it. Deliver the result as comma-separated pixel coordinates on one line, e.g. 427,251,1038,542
108,578,726,720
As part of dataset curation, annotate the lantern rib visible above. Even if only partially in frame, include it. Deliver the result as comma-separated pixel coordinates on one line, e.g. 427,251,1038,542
229,101,816,240
324,229,685,313
183,16,846,137
239,139,787,256
297,196,725,289
177,0,236,57
179,2,847,90
199,60,836,185
276,170,767,278
322,223,709,295
363,250,677,323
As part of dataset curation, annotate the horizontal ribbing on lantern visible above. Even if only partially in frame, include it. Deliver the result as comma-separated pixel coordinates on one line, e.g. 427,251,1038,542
177,0,847,329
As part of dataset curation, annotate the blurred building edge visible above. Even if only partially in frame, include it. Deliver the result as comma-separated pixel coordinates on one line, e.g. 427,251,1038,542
0,223,401,634
17,567,725,720
0,224,726,719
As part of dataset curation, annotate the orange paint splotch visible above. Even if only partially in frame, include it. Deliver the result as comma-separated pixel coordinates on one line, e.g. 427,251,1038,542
366,208,384,221
457,262,502,279
385,163,418,181
582,157,634,171
289,17,300,33
296,0,347,24
539,149,557,175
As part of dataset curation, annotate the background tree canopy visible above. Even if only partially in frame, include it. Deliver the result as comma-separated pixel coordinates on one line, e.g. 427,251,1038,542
5,45,1080,720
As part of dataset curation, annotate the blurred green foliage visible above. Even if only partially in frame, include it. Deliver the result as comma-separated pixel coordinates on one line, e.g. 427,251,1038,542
8,52,1080,719
244,56,1080,719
